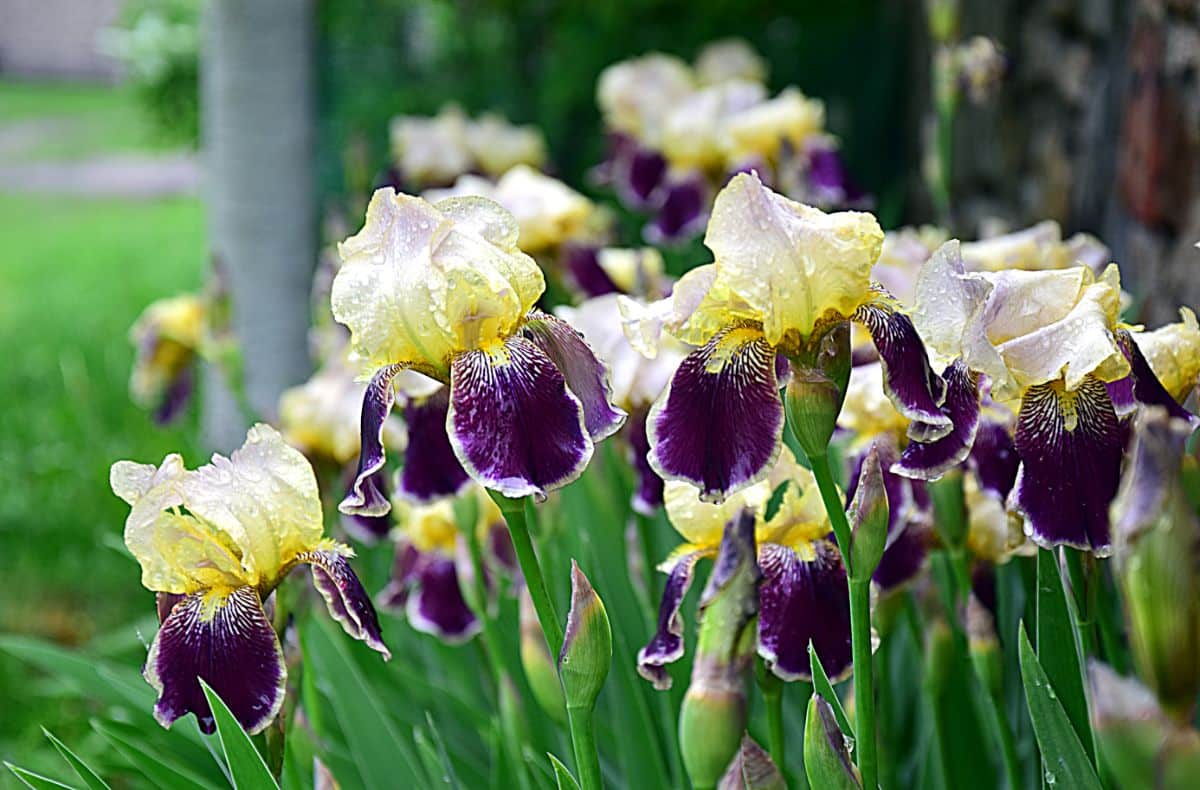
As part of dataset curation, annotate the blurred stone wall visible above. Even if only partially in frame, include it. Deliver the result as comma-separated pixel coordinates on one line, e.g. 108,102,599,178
0,0,122,80
952,0,1200,323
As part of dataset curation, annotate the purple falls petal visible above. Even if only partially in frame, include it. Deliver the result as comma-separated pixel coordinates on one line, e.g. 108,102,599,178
378,542,422,611
339,364,404,517
143,586,285,735
340,468,393,543
448,336,592,499
805,146,868,209
757,540,853,682
522,310,627,441
621,145,668,207
407,553,481,645
628,406,665,515
648,327,783,502
1119,330,1198,426
300,549,391,659
153,364,195,426
563,243,619,298
968,417,1020,497
399,387,471,504
1011,376,1123,555
637,552,704,690
645,173,709,245
894,359,982,480
854,299,951,439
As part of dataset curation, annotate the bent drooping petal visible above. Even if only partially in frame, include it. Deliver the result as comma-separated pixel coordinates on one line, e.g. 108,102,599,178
522,310,627,441
1116,330,1198,426
638,552,703,690
628,406,665,515
854,299,950,438
1012,377,1124,554
399,387,471,503
448,336,592,499
144,587,285,735
301,549,391,659
341,365,403,517
895,360,981,479
648,326,783,502
758,541,852,681
340,469,393,543
406,553,481,644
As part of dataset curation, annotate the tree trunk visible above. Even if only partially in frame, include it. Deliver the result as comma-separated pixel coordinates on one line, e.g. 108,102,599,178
201,0,316,450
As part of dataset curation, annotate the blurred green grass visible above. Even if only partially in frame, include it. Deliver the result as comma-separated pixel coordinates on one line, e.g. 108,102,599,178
0,81,205,776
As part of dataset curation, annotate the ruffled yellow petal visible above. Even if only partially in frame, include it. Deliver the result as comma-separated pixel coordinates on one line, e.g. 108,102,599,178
394,498,460,555
663,476,770,549
838,362,910,444
1132,307,1200,403
465,114,547,178
694,38,767,86
722,88,824,162
661,80,766,170
490,166,595,254
704,172,882,344
389,106,472,186
597,53,695,144
596,247,664,297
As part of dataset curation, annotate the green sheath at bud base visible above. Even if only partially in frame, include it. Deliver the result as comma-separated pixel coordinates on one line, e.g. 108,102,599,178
848,445,889,581
784,320,851,462
519,590,566,724
559,561,612,712
804,694,862,789
680,511,762,790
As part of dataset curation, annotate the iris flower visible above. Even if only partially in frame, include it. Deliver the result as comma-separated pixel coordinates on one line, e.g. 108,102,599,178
958,220,1109,273
109,424,389,735
562,245,667,301
638,446,852,687
1126,308,1200,405
129,293,207,424
620,172,960,502
333,189,625,514
913,241,1195,554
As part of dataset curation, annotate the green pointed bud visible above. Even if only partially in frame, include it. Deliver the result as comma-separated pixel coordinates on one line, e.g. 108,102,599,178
680,511,762,790
1111,407,1200,721
1089,660,1200,789
804,693,862,790
966,594,1001,699
784,320,851,462
558,561,612,713
519,589,566,724
718,735,786,790
848,445,889,581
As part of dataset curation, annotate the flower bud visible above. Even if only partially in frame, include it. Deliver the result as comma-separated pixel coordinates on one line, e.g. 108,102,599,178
1111,408,1200,721
519,589,566,724
679,511,761,790
558,561,612,713
848,445,889,581
804,693,862,789
718,735,786,790
785,321,851,461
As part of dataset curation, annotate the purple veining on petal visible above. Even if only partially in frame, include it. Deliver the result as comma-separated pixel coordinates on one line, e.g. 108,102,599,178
448,336,592,499
968,418,1020,497
628,406,665,515
1119,330,1198,426
523,310,626,441
301,550,391,659
757,540,852,682
378,542,422,611
637,552,703,690
562,243,619,298
143,587,285,735
895,359,982,480
1012,377,1123,554
340,364,403,517
153,364,195,426
648,327,784,502
854,300,951,438
645,173,709,245
408,554,481,644
400,387,472,504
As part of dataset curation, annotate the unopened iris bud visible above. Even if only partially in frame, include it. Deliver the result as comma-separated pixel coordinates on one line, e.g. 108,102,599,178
558,561,612,713
718,735,786,790
848,445,889,581
679,511,761,790
1111,407,1200,721
519,590,566,724
804,694,862,789
785,321,852,461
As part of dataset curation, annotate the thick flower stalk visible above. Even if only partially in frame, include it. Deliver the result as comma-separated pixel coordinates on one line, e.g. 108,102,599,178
333,189,625,516
109,424,390,735
621,172,961,504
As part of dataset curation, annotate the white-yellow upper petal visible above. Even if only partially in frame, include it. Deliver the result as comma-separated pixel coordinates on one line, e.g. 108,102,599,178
597,53,696,145
694,38,768,86
1132,307,1200,403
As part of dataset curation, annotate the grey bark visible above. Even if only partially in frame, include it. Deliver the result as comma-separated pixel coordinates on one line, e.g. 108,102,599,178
200,0,316,450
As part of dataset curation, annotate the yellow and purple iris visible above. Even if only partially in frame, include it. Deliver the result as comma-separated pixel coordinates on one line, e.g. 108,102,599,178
621,172,960,503
332,189,625,515
638,446,853,687
128,293,207,425
109,424,389,735
913,241,1196,554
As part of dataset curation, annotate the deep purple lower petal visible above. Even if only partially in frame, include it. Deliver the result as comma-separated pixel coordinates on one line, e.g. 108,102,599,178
563,243,619,298
340,467,393,543
339,365,403,517
1012,377,1123,554
628,406,664,515
378,543,422,611
153,364,195,426
637,552,703,690
143,587,285,735
448,336,592,499
894,360,981,480
1119,330,1198,425
645,174,709,245
854,300,950,438
407,554,481,644
648,327,783,502
301,550,391,659
522,310,627,441
757,541,852,682
968,417,1020,497
399,388,471,504
622,146,668,207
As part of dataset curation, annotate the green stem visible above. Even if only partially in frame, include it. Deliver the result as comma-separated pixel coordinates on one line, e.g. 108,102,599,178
492,494,564,654
567,705,602,790
807,454,852,569
758,664,786,772
1064,548,1099,658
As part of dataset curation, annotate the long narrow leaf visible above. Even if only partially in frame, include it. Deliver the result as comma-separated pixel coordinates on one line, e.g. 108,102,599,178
91,720,220,790
4,763,74,790
547,754,581,790
808,641,853,739
1017,625,1102,790
1035,549,1094,763
199,681,279,790
42,728,112,790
